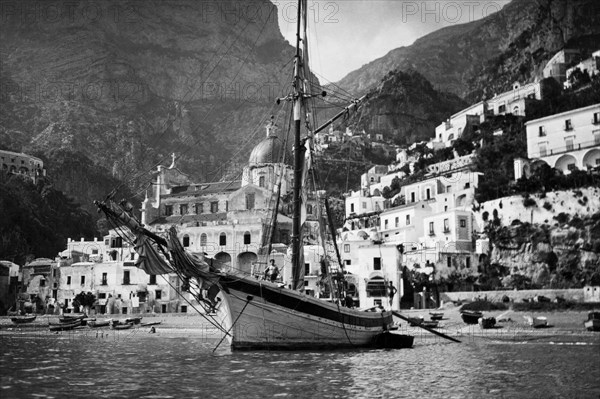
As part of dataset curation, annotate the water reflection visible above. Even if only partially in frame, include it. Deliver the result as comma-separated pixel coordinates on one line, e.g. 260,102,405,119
1,334,599,399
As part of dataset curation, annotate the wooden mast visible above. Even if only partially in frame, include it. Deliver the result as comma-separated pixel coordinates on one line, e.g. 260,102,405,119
291,0,305,290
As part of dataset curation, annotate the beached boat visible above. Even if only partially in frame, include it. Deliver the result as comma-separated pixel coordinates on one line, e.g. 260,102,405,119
11,315,36,324
93,0,401,350
407,316,425,326
125,316,142,325
49,320,81,331
584,311,600,332
110,322,134,330
461,310,483,324
525,316,548,328
88,319,111,328
59,314,85,323
429,311,444,321
478,317,496,329
420,320,439,329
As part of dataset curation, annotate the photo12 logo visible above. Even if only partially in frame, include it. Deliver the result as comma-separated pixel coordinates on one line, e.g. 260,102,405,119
400,1,508,24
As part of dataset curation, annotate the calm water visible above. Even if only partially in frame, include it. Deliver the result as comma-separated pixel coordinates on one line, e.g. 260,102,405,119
1,331,599,399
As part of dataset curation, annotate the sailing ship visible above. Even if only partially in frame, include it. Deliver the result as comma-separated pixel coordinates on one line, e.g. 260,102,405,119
95,0,403,350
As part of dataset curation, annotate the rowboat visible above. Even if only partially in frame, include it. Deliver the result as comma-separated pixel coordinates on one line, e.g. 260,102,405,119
110,322,134,330
460,310,483,324
478,317,496,329
125,316,142,325
525,315,548,328
49,320,81,331
584,311,600,332
407,316,425,326
87,319,111,328
59,314,85,323
429,311,444,321
11,315,36,324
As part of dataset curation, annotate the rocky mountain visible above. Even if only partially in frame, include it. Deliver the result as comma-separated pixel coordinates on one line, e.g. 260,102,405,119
334,0,600,102
337,69,467,144
0,0,295,189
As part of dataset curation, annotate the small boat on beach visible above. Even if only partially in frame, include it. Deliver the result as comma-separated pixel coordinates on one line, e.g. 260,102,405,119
584,311,600,332
59,314,85,323
49,320,82,331
87,319,111,328
429,311,444,321
420,320,439,328
407,316,425,326
478,317,497,329
525,315,548,328
110,322,134,330
140,321,161,327
461,310,483,324
11,315,36,324
125,316,142,325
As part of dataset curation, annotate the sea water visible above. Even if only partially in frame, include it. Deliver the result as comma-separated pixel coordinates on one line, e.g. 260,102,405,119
1,330,599,398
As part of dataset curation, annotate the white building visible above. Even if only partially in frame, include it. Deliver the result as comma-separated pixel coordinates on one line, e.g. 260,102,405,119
486,81,542,117
435,102,486,147
524,104,600,174
564,50,600,89
543,49,581,83
0,150,46,183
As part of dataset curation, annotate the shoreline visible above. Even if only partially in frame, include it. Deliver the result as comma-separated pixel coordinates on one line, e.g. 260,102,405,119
1,308,598,343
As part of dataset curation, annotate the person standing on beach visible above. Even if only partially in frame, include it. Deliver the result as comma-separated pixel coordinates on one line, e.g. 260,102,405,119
388,281,397,307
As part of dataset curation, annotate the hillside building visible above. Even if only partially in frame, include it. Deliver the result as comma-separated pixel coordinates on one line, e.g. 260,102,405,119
524,104,600,174
0,150,46,183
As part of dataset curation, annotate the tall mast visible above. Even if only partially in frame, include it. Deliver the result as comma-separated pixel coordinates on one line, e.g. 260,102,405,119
291,0,305,290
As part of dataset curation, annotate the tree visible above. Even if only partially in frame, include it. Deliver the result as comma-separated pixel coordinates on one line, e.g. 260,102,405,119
73,291,96,315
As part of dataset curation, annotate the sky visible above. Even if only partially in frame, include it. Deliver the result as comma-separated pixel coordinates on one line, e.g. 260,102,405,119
273,0,511,83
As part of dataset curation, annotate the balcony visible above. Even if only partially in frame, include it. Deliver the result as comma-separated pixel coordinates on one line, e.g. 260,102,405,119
122,279,131,285
443,228,451,234
529,139,600,159
593,117,600,125
101,280,108,286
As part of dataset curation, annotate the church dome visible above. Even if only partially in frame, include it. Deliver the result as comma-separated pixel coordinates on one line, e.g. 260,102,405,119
248,122,292,166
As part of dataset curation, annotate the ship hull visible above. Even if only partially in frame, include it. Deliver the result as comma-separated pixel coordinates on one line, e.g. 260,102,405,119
214,274,393,350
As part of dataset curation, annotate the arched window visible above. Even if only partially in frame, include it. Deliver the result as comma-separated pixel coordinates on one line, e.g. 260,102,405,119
219,233,227,246
183,234,190,247
243,232,251,245
200,234,207,247
366,277,387,297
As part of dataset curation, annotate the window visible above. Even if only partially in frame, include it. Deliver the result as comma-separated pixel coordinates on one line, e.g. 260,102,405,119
219,233,226,246
180,204,188,215
67,276,71,285
183,235,190,247
594,112,600,124
446,185,452,193
384,219,388,229
161,304,167,313
350,203,355,213
259,176,265,188
123,271,130,285
366,277,387,297
539,144,547,157
444,206,448,212
594,131,600,145
195,203,203,214
426,188,431,200
343,244,350,253
429,222,434,235
304,263,310,275
164,205,173,216
466,257,471,268
395,217,399,228
101,273,107,285
498,104,506,113
180,305,187,313
373,257,381,271
149,275,156,285
565,138,574,151
210,202,219,213
155,290,162,300
245,193,255,210
447,256,452,268
111,237,123,248
80,276,85,285
138,292,146,303
98,293,106,299
92,249,98,255
307,204,313,215
565,119,573,131
460,219,467,228
362,202,367,209
344,260,351,266
406,215,410,225
243,232,251,245
374,299,382,306
443,219,450,233
538,126,546,137
410,192,415,203
200,234,207,247
464,183,470,189
40,279,46,287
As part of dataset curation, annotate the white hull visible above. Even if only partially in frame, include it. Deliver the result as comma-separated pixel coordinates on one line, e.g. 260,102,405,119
213,274,393,350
